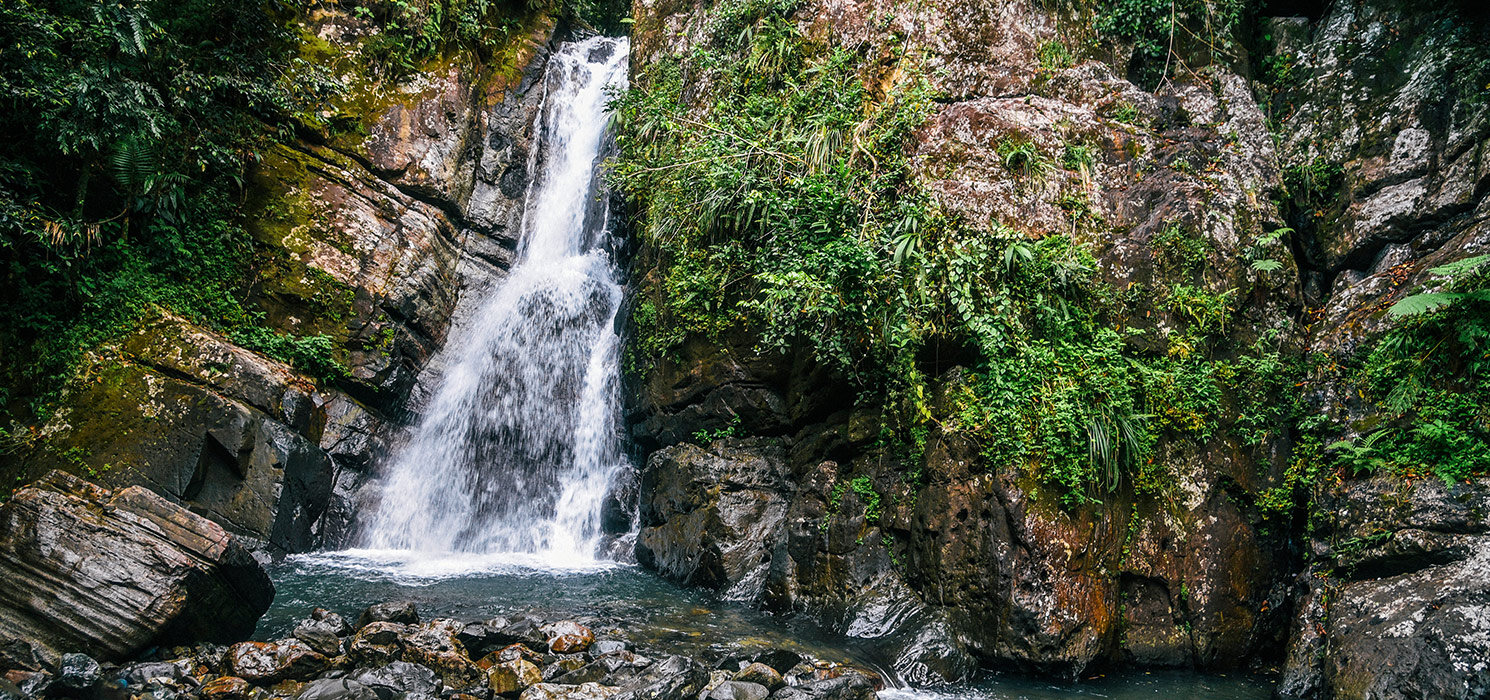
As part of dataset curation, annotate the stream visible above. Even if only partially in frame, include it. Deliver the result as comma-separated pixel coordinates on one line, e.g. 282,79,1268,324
257,551,1275,700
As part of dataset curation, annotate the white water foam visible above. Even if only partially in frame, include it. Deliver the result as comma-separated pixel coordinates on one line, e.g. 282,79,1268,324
286,549,626,587
358,36,631,563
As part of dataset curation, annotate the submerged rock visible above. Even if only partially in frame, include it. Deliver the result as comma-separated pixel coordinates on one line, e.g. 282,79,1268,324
0,472,273,661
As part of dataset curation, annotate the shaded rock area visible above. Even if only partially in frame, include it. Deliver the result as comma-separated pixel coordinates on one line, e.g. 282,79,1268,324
0,472,272,662
1278,477,1490,700
0,601,880,700
626,0,1489,692
0,7,560,556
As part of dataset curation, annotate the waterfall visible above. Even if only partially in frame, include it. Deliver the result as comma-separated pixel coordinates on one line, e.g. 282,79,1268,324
359,36,630,564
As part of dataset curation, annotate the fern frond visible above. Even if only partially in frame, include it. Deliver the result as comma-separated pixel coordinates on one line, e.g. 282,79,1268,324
1428,253,1490,278
1388,292,1461,317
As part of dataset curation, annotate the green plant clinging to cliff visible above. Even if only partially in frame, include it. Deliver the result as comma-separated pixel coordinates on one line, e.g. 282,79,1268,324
1336,256,1490,484
0,0,331,417
611,0,1254,507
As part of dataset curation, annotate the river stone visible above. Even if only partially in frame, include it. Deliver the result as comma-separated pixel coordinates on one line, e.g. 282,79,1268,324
399,622,481,687
357,602,420,629
731,664,783,691
296,678,380,700
487,659,542,694
295,618,345,657
200,676,252,700
609,656,707,700
539,622,594,655
55,653,101,692
707,681,768,700
348,622,407,666
0,472,274,660
542,658,588,682
590,641,626,656
350,661,439,696
480,644,544,669
458,624,499,658
520,682,621,700
117,661,186,687
792,673,876,700
228,640,329,684
3,670,49,697
490,618,549,651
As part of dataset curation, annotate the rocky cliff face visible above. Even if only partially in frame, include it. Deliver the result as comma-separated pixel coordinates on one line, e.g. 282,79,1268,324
623,0,1488,692
3,7,561,555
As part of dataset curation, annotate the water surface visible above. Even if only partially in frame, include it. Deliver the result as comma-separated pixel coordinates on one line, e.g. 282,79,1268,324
262,552,1275,700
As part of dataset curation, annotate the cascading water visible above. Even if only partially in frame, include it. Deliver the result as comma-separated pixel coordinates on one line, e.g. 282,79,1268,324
359,36,630,563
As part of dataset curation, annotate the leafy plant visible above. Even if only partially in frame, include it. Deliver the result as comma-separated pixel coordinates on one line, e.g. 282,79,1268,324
1037,40,1073,71
1387,254,1490,317
1093,0,1249,88
1151,222,1208,274
692,414,742,444
997,138,1052,180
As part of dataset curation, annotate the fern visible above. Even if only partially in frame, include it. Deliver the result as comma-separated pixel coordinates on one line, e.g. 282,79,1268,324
1251,259,1283,272
1388,254,1490,317
108,137,160,195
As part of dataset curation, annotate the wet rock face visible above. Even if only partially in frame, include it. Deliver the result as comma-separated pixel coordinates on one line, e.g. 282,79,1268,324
0,472,273,661
1280,477,1490,700
3,8,559,556
1282,0,1490,347
635,441,793,599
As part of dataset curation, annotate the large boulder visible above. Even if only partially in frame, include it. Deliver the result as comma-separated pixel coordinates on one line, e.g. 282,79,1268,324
0,471,273,661
635,440,792,599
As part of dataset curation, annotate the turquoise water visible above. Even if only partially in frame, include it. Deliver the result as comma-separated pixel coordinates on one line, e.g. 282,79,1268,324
260,551,1275,700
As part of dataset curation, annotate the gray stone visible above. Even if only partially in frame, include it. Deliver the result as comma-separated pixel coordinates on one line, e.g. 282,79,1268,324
0,472,273,661
297,679,380,700
707,681,768,700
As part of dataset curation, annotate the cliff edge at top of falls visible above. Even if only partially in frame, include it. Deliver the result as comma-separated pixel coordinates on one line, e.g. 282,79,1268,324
618,0,1490,695
0,3,563,556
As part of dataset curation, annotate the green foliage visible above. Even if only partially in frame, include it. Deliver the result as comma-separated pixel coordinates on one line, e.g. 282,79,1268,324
1387,255,1490,317
0,0,355,419
1283,156,1342,208
691,415,742,444
1166,284,1233,336
1151,222,1208,275
350,0,548,78
996,138,1052,180
1093,0,1250,88
1109,101,1141,125
1337,255,1490,484
850,475,882,522
1037,40,1073,72
230,322,349,382
613,0,1247,508
1061,142,1096,173
1246,226,1291,273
